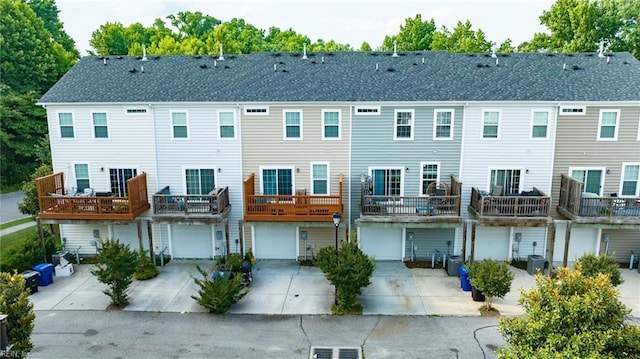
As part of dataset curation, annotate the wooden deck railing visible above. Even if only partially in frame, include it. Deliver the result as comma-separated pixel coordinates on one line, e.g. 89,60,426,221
153,186,230,217
243,173,343,222
558,174,640,218
470,187,550,217
36,172,149,221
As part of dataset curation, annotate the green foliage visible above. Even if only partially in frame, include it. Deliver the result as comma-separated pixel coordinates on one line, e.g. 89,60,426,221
498,267,640,358
382,14,437,51
316,240,375,314
575,253,622,286
244,251,256,265
90,239,139,307
133,250,158,280
225,253,243,271
0,229,58,273
431,20,493,53
0,272,35,358
191,265,249,314
468,259,514,310
18,164,52,216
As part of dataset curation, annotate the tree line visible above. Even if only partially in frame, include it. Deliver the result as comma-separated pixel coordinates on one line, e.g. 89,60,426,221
1,0,639,191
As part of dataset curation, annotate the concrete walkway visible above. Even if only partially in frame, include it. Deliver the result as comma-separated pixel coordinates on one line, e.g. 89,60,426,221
0,220,36,237
26,259,640,317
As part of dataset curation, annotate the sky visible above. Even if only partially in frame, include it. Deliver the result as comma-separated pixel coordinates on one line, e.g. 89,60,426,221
56,0,557,55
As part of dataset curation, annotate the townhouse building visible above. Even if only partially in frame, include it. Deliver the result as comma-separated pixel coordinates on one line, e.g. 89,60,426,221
36,50,640,266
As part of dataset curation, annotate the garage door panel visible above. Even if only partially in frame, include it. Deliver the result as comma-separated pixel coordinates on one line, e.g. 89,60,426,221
474,227,509,261
254,225,296,259
172,225,213,259
360,227,402,260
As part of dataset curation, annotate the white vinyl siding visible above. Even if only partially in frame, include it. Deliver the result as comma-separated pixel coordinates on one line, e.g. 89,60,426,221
597,109,619,140
171,111,188,139
283,110,302,139
92,112,109,139
420,162,440,195
311,163,329,195
322,110,340,139
58,112,74,139
531,111,549,139
620,164,640,197
482,110,500,138
433,110,453,140
394,109,414,140
218,111,235,139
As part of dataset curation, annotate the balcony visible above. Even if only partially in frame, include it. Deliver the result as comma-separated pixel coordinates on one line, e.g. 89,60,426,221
243,173,343,222
468,186,551,226
152,186,230,222
557,174,640,224
36,172,149,221
360,176,462,224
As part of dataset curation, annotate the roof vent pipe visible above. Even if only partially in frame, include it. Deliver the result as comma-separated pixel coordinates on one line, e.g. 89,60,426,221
392,41,399,57
141,65,144,73
141,45,148,61
103,58,107,66
218,44,225,61
214,60,217,68
598,41,605,58
302,43,308,59
607,56,610,64
563,63,567,70
274,63,277,71
375,63,379,71
321,56,324,63
495,58,499,66
491,46,497,58
422,57,425,64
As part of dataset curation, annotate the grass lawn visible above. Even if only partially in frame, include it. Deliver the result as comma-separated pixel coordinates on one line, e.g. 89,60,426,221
0,216,35,230
0,226,38,252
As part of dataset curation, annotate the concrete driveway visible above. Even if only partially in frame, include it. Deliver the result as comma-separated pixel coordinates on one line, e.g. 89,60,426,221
27,259,640,317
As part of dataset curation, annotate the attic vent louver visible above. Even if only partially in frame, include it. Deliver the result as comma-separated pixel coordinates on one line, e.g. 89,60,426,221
572,65,580,70
386,67,395,72
199,63,207,68
476,63,484,68
129,68,136,73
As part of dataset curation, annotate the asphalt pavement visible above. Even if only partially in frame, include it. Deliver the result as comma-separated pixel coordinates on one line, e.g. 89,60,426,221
0,191,27,223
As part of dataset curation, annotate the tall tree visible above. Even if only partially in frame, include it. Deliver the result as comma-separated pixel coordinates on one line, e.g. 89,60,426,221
431,20,493,53
167,11,220,40
89,22,129,56
26,0,79,58
263,27,311,52
382,14,437,51
213,18,264,54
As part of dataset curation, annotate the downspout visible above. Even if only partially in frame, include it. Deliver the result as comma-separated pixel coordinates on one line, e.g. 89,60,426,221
348,105,353,235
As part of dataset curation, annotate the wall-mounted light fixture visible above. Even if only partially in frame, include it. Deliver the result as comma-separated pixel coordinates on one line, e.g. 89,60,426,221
296,167,300,173
525,169,529,174
100,167,105,172
405,167,410,172
217,168,221,173
606,169,610,174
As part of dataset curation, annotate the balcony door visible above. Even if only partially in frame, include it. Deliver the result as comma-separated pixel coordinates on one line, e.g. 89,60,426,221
109,168,137,196
261,168,293,195
370,168,403,196
570,168,603,195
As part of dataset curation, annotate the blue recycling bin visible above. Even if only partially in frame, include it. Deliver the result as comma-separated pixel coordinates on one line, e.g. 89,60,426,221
32,263,54,286
459,266,472,292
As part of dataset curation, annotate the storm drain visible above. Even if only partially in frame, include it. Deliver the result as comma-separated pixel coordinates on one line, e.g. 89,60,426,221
309,346,362,359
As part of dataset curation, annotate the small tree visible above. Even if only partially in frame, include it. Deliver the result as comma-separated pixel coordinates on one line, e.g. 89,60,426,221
0,272,35,358
498,267,640,358
468,259,514,311
575,253,623,286
17,164,52,216
133,250,159,280
316,240,375,314
191,265,249,314
90,239,138,307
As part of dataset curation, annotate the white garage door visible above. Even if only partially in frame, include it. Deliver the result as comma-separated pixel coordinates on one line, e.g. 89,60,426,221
112,223,147,251
171,224,213,259
359,227,402,260
474,227,510,261
254,225,297,259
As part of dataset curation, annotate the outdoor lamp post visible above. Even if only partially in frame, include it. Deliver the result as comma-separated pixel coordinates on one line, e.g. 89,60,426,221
332,212,341,251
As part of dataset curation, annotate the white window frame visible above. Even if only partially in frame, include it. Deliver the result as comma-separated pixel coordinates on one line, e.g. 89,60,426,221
597,109,620,141
57,111,75,139
310,162,330,195
419,162,441,196
530,110,550,139
433,109,454,140
569,166,606,196
619,163,640,198
107,167,139,197
244,106,269,116
394,109,414,141
559,106,586,116
218,110,236,139
72,162,91,194
321,110,341,140
182,166,217,195
368,166,405,197
482,110,501,139
171,110,189,139
355,106,381,115
487,168,524,195
283,110,303,140
259,166,295,195
91,111,109,139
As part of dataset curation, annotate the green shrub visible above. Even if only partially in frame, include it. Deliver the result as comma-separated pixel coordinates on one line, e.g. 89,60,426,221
0,230,59,273
468,259,514,311
134,250,159,280
191,265,249,314
575,253,622,286
316,240,375,314
0,271,35,358
226,253,243,271
90,239,139,307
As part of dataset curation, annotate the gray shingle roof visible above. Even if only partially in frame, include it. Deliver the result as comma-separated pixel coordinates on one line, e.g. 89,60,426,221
39,51,640,103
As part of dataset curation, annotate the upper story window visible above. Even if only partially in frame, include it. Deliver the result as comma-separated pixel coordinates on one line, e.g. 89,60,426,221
262,167,293,195
598,109,619,141
434,110,453,140
74,163,90,193
311,163,329,195
355,106,380,115
420,162,440,195
621,164,639,197
482,110,500,138
58,112,74,139
185,168,215,195
244,107,269,115
490,169,521,195
322,110,340,139
284,110,302,139
371,168,403,196
218,111,235,139
92,112,109,139
394,110,414,140
171,111,188,139
531,111,549,139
